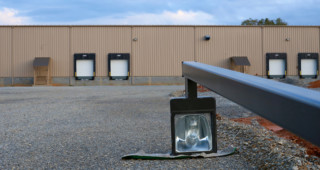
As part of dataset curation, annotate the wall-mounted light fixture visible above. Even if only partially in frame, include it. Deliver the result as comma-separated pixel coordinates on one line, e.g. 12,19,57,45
285,38,290,41
133,37,138,41
204,35,211,41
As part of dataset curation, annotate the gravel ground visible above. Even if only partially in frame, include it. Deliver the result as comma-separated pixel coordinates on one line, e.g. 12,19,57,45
0,86,319,169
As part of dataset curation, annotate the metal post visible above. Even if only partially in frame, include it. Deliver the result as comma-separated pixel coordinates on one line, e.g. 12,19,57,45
185,79,197,99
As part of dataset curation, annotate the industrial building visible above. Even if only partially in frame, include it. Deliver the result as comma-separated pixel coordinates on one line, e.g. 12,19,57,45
0,25,319,86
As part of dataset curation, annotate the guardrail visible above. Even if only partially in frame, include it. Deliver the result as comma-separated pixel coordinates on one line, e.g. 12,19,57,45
182,61,320,147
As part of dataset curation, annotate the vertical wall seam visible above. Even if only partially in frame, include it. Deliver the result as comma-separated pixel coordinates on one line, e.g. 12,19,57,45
11,26,14,85
194,26,196,61
131,26,133,78
69,26,72,85
261,26,264,77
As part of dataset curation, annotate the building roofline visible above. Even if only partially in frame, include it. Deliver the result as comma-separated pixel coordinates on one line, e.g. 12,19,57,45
0,25,319,28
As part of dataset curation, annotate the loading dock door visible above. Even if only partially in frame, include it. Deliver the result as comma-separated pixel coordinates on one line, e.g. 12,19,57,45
110,60,128,77
108,53,130,80
74,53,96,80
301,59,317,76
298,53,319,78
76,60,94,77
269,59,286,76
266,53,287,79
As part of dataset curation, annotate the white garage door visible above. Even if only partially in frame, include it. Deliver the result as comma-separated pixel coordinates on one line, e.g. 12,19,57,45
110,60,128,77
269,59,285,76
76,60,94,77
301,59,317,76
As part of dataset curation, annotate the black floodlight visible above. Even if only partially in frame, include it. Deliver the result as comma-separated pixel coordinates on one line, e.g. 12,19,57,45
170,97,217,155
204,35,211,40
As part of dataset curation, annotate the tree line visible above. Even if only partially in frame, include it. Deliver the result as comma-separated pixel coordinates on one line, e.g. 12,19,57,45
241,18,287,25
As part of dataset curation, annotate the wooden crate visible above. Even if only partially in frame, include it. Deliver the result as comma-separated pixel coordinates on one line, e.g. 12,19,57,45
33,57,51,86
230,57,251,74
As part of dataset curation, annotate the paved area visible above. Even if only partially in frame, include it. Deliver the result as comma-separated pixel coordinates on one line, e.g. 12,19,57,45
0,86,250,169
0,86,319,169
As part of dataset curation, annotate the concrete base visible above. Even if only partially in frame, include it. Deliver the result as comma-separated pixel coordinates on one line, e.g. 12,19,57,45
13,78,33,86
67,76,183,86
68,77,184,86
51,76,185,86
4,76,318,87
263,76,320,87
52,77,70,86
69,77,132,86
131,77,185,85
0,78,13,86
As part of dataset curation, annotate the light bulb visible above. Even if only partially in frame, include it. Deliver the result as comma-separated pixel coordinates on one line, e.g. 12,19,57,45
175,114,212,153
185,115,200,146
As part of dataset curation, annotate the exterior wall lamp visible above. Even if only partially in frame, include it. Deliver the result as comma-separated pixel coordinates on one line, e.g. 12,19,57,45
204,35,211,41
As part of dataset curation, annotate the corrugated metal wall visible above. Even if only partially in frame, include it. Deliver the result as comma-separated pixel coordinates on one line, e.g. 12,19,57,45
71,27,131,77
0,27,12,77
0,26,319,79
13,27,69,77
263,27,320,76
132,27,194,76
195,27,263,75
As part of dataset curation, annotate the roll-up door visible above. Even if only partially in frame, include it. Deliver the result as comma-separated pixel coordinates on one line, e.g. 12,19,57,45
108,53,130,80
298,53,319,79
74,53,95,80
266,53,287,79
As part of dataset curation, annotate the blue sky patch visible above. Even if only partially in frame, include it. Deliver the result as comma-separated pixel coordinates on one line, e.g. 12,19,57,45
0,0,319,25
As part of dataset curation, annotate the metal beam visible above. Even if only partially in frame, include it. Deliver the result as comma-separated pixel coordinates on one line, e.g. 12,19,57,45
182,61,320,146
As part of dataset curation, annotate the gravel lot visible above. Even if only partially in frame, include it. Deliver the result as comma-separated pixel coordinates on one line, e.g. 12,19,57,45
0,86,319,169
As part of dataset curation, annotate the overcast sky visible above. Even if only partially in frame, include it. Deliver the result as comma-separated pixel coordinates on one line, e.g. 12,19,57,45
0,0,319,25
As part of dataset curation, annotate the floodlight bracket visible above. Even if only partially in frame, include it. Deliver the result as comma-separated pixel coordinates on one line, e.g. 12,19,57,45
185,78,197,99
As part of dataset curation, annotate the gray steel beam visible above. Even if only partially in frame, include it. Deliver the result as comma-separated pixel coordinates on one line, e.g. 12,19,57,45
182,61,320,146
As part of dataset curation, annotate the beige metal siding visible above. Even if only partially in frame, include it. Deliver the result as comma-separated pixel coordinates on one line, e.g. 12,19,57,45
0,27,12,77
263,27,320,76
71,27,131,77
1,25,319,79
13,27,70,77
195,27,263,75
132,27,194,76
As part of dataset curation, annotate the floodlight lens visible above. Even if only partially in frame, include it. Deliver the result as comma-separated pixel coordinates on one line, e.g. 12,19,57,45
175,114,212,153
